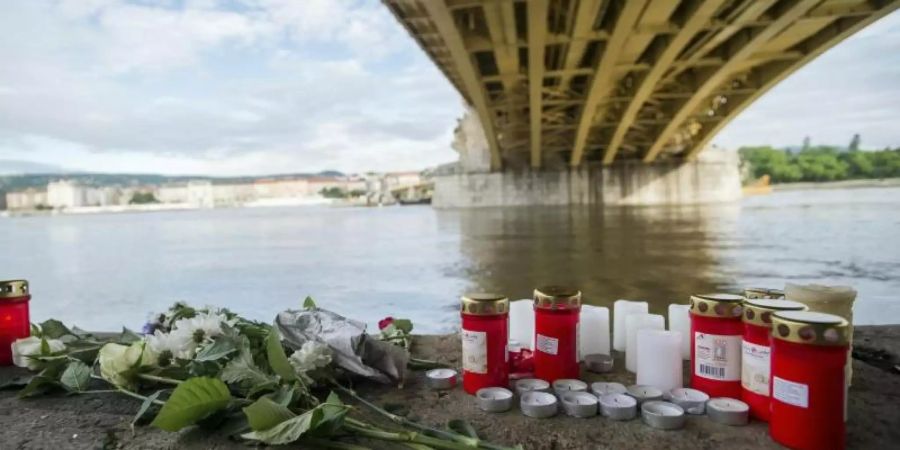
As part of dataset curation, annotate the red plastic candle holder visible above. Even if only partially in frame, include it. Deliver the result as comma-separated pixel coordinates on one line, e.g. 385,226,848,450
689,293,744,399
533,286,581,383
1,280,31,366
460,293,509,395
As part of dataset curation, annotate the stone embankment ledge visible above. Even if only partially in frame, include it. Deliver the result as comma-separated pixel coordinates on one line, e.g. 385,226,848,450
1,326,898,449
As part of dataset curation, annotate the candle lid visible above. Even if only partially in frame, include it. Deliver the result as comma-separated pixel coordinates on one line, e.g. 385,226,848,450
460,293,509,316
533,286,581,310
0,280,29,300
743,299,807,327
743,287,785,299
771,310,850,346
690,293,744,318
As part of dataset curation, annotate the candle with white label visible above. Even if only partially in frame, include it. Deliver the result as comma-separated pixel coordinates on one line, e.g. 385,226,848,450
625,313,665,372
578,305,610,359
668,304,691,360
613,300,648,351
475,387,514,413
509,299,535,350
520,391,558,418
636,330,682,391
561,391,598,418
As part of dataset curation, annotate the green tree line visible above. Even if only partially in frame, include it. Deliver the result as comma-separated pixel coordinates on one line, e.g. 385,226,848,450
740,146,900,183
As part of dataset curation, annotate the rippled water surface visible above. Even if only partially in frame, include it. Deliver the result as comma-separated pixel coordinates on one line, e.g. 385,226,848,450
2,186,898,333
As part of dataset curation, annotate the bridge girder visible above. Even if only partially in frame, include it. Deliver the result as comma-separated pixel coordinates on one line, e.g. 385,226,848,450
384,0,899,170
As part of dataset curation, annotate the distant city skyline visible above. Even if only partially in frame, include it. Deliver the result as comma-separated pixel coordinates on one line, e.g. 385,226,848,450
0,1,897,176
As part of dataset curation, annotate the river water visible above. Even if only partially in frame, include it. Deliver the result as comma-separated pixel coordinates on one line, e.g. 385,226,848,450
2,186,898,333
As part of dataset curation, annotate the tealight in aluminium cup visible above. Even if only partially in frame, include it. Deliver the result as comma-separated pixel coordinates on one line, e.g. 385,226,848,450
520,391,558,418
561,391,598,418
591,381,627,397
514,378,550,396
599,393,637,421
476,387,513,413
583,353,614,373
666,388,709,415
460,293,510,395
641,401,686,430
425,368,458,390
626,384,663,406
552,378,587,396
707,397,749,426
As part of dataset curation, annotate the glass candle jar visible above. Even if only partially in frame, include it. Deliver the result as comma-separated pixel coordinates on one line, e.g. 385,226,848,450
533,286,581,382
460,293,509,395
1,280,31,366
689,293,744,398
741,299,807,421
769,311,850,450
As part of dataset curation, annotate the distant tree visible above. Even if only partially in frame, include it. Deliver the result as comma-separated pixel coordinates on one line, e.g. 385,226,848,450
848,133,861,152
319,187,347,199
129,192,159,204
802,136,811,151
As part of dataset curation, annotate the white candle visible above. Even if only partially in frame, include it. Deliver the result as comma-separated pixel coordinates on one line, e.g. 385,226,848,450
552,379,588,396
561,391,598,418
666,388,709,415
641,401,686,430
667,304,691,360
625,313,664,372
514,378,550,396
520,391,558,418
707,397,750,425
509,299,535,350
578,305,610,359
636,330,682,392
475,387,514,413
425,368,458,390
613,300,648,351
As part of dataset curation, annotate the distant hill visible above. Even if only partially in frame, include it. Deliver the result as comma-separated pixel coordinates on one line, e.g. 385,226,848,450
0,170,346,193
0,159,69,175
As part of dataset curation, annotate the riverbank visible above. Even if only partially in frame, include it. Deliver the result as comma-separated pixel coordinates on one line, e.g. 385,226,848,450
771,177,900,191
1,325,898,449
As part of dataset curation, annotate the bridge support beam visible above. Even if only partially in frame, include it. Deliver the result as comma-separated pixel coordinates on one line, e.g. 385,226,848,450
432,152,740,208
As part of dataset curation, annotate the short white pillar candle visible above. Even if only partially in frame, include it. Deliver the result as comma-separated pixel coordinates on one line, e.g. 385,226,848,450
625,313,664,373
578,305,610,360
509,299,535,350
636,330,683,391
667,304,691,360
613,300,648,352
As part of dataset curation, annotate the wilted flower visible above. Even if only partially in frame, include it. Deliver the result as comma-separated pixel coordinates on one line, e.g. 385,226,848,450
146,329,195,365
288,341,332,375
171,312,233,345
11,336,65,371
98,341,156,389
378,317,394,330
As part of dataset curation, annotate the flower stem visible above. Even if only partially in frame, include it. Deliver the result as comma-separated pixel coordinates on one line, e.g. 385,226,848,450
116,387,166,406
344,422,468,450
138,373,182,386
300,437,373,450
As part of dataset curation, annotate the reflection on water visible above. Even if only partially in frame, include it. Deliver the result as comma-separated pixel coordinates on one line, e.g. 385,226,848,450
1,186,898,333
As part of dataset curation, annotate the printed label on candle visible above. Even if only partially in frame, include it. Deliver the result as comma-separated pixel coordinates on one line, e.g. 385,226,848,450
773,376,809,408
462,330,487,374
741,340,771,395
536,334,559,355
694,332,740,381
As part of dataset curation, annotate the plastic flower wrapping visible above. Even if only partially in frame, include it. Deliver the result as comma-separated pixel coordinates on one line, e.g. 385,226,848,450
2,298,507,449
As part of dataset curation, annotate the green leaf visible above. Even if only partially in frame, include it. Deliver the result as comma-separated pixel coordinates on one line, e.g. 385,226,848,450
220,338,275,388
66,345,102,365
119,327,142,344
60,360,91,392
241,408,323,445
448,419,480,439
312,392,348,436
392,319,413,334
39,319,72,339
194,338,237,362
243,397,297,431
131,390,163,432
40,337,50,356
303,296,317,309
30,323,42,337
265,327,297,382
150,377,232,432
267,386,296,407
18,359,67,398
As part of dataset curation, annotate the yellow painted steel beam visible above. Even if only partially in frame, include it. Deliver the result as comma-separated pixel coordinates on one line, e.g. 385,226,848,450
683,0,900,159
569,0,650,167
528,0,549,168
482,1,520,93
558,0,603,92
423,1,503,170
602,0,727,165
642,0,820,163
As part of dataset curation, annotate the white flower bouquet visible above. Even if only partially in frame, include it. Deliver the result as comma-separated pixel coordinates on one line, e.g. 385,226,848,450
5,299,514,449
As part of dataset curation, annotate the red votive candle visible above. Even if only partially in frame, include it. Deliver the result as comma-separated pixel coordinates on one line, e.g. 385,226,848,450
770,311,850,450
1,280,31,366
689,293,744,398
460,293,509,395
533,286,581,382
741,299,807,421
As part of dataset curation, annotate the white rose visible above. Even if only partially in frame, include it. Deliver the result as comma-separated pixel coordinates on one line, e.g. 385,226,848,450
98,341,155,389
288,341,332,375
11,336,66,371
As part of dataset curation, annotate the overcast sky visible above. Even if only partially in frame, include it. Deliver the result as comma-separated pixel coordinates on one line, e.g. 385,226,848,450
0,1,897,176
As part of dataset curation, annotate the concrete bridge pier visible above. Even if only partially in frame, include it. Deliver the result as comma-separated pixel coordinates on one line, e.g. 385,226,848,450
433,154,741,208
